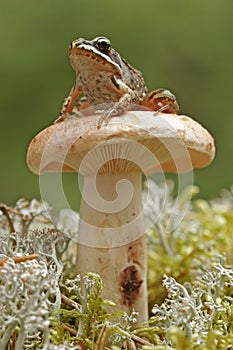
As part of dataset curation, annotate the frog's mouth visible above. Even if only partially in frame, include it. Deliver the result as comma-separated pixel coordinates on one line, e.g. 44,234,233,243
69,45,121,75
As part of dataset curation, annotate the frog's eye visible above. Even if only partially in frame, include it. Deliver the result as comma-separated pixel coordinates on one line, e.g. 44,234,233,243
94,37,111,53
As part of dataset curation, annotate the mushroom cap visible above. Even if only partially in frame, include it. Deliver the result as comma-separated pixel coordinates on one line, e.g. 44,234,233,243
27,111,215,176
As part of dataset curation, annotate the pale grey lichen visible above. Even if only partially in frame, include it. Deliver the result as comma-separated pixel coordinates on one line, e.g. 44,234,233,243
0,258,58,349
0,199,71,349
151,256,233,346
143,179,198,258
0,198,70,279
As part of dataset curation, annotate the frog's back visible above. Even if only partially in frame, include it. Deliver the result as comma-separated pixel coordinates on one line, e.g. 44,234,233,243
120,57,148,100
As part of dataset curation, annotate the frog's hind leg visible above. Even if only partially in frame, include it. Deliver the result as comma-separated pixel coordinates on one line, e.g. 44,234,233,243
141,88,179,115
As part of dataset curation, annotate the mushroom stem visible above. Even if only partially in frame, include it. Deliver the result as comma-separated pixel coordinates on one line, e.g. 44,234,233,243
77,171,148,323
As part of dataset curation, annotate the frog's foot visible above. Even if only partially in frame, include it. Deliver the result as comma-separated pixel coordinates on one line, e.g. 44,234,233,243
55,98,94,123
141,88,179,115
96,109,115,129
54,114,69,123
96,106,127,129
54,108,84,124
96,94,135,129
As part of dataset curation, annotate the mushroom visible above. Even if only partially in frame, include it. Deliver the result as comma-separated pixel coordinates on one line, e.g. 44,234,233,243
27,111,215,323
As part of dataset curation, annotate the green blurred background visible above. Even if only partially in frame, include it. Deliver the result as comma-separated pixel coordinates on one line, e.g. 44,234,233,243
0,0,233,208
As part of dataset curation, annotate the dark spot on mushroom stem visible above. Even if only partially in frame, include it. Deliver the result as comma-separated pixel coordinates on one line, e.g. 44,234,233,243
119,265,143,307
132,212,136,216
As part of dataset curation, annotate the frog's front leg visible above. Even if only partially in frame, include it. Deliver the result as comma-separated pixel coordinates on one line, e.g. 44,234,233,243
97,78,136,128
141,88,179,114
54,83,81,123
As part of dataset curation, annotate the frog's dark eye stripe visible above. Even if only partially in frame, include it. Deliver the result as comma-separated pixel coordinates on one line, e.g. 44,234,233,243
94,37,111,53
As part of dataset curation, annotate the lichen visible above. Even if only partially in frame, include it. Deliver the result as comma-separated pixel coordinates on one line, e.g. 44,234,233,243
1,185,233,349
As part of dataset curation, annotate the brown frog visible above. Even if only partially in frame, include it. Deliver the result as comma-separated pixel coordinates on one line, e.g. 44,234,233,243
56,36,179,125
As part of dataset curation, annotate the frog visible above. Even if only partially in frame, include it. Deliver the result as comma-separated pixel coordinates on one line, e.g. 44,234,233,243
55,36,179,125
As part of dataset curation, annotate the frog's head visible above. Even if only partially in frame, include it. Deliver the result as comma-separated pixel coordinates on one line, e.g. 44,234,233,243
69,36,122,75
